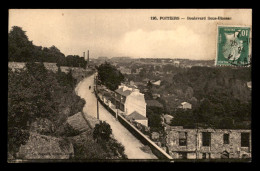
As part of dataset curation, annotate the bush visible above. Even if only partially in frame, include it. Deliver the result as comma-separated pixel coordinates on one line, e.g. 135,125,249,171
93,121,112,142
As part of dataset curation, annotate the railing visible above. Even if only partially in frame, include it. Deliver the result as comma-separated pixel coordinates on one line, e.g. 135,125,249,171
94,89,173,160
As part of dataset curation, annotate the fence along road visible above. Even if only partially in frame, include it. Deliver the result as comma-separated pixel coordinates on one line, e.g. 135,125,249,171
75,74,157,159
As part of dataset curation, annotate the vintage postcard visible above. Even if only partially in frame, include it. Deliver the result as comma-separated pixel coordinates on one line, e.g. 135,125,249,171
8,9,252,162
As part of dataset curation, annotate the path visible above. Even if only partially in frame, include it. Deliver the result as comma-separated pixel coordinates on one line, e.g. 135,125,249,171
75,74,157,159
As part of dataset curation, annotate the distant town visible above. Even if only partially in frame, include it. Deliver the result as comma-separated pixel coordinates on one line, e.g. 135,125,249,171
91,56,215,68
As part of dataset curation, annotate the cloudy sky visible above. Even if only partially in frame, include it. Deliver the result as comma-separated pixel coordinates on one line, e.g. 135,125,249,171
9,9,252,60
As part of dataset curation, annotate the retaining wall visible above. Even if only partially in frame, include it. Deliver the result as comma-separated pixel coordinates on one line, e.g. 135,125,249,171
95,90,173,160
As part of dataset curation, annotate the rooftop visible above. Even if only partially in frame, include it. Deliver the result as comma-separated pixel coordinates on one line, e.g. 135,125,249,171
127,111,148,120
181,102,191,105
115,87,132,96
146,100,163,108
164,114,174,119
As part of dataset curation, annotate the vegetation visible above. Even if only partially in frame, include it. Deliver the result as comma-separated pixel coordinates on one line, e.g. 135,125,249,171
170,93,251,129
97,62,124,91
8,62,85,157
71,121,127,159
8,27,127,159
72,129,127,159
125,64,251,130
93,121,112,142
147,107,164,133
167,67,251,129
8,62,127,159
8,26,87,68
8,26,127,159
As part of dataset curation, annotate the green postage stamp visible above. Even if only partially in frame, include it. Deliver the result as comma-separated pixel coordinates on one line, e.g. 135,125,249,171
216,26,251,66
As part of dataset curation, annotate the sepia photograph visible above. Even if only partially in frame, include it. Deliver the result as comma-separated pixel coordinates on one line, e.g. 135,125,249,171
8,9,252,162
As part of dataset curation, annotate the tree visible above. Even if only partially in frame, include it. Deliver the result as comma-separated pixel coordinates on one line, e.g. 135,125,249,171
97,62,124,91
131,68,136,74
139,68,147,78
93,121,112,142
146,107,163,132
171,109,196,128
147,81,153,90
8,26,85,68
8,26,33,62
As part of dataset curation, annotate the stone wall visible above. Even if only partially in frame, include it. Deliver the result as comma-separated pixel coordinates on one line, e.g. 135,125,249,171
166,126,251,159
8,62,95,82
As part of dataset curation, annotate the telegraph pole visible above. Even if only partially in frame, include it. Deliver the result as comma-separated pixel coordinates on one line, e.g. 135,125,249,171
195,118,198,159
96,75,99,119
97,97,99,119
116,108,118,120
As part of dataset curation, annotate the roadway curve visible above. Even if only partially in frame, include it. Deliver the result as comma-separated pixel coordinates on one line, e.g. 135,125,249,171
75,74,157,159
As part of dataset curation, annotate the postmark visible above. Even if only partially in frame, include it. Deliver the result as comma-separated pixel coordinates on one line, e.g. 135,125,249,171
216,25,251,66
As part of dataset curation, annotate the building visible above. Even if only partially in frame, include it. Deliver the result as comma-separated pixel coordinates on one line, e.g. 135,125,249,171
163,114,174,124
8,62,26,71
178,102,192,109
173,61,180,67
152,93,161,99
247,81,252,89
113,84,147,126
152,80,161,86
43,62,58,72
127,111,148,127
165,126,251,159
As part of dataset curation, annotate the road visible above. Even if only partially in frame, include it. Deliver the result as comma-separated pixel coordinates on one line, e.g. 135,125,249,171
75,74,157,159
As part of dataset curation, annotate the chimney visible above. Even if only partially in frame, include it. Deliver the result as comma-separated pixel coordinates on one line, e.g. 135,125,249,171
87,50,89,63
83,52,85,59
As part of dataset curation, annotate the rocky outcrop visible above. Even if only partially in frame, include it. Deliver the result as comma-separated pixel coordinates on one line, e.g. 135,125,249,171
67,112,90,132
16,132,74,159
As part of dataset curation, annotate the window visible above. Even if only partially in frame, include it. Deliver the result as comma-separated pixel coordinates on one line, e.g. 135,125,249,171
223,133,229,144
241,133,250,147
179,152,187,159
202,153,206,159
202,132,211,146
221,151,229,159
179,132,187,146
202,153,211,159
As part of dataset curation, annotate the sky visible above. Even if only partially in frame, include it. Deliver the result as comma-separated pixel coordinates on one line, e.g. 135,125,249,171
8,9,252,60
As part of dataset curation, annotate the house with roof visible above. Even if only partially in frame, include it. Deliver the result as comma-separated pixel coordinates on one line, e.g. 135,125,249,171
178,102,192,109
165,126,251,159
173,60,180,67
127,111,148,127
247,81,252,89
113,84,147,126
152,80,161,86
163,114,174,124
152,93,161,99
